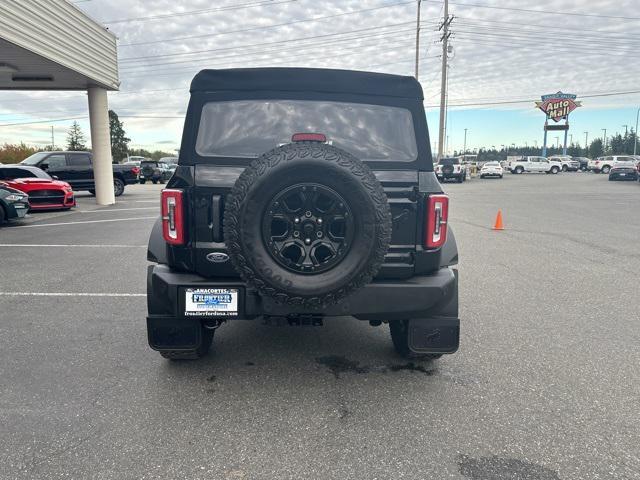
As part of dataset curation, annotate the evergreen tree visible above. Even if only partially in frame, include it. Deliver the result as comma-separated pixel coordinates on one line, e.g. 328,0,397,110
66,121,86,151
588,138,604,159
109,110,130,163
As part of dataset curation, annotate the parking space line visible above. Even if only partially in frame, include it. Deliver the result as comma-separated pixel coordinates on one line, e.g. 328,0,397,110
79,207,157,213
0,244,146,248
13,216,157,228
0,292,145,297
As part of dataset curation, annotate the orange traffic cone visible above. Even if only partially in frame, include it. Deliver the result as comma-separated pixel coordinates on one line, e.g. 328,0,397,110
492,210,504,230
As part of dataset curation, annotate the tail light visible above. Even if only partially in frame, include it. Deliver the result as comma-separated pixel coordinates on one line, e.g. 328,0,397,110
131,167,140,175
595,160,600,165
425,194,449,249
161,189,185,245
292,133,326,142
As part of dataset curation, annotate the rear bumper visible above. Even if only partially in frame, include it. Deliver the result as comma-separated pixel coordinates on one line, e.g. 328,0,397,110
609,172,638,181
147,264,459,349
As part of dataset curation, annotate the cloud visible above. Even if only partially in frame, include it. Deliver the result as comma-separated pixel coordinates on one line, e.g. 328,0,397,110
1,0,639,151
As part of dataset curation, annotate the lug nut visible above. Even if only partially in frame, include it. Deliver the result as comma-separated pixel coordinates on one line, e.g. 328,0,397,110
305,238,311,245
305,211,312,218
293,231,300,237
316,231,323,238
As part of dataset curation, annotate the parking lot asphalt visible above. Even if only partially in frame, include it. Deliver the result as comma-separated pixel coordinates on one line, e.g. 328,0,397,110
1,175,639,479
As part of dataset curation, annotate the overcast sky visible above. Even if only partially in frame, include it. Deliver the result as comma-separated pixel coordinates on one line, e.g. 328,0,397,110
1,0,639,155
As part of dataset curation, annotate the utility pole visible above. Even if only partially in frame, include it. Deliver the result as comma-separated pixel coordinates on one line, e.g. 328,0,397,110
602,128,607,151
437,0,452,160
51,126,54,149
414,0,421,79
555,137,559,149
569,134,573,145
463,128,467,155
622,125,628,137
634,107,639,156
584,131,588,153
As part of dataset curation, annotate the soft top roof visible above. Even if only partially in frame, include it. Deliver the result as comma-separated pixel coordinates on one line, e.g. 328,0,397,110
190,68,423,99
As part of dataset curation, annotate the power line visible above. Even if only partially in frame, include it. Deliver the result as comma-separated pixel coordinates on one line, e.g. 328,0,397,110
103,0,297,24
118,0,416,47
119,21,422,63
119,27,421,73
445,1,640,21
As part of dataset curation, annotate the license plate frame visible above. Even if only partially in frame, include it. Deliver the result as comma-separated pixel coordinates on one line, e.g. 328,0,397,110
183,287,240,318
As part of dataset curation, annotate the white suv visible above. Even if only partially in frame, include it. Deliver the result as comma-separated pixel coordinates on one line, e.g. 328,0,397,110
588,155,637,174
548,155,580,172
509,156,562,174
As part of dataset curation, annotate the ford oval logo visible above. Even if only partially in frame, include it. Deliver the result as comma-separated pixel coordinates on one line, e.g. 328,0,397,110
206,252,229,263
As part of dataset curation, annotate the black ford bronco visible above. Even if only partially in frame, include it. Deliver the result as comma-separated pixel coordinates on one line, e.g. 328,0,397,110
146,68,459,360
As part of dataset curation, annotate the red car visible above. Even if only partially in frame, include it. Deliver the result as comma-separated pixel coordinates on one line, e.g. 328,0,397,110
0,165,75,210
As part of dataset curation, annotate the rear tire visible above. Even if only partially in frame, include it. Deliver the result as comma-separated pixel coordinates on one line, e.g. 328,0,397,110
159,328,215,360
140,180,146,184
562,165,568,172
152,179,158,185
602,165,611,174
0,204,6,224
457,176,463,183
114,178,125,197
551,166,560,174
515,166,524,174
389,320,442,360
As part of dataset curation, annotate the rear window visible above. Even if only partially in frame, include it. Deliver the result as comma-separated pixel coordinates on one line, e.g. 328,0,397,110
438,158,460,165
195,100,418,162
0,167,50,180
141,161,158,167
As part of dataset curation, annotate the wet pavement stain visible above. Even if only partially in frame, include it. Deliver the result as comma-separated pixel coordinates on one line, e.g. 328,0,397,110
338,405,351,420
388,362,437,375
458,454,561,480
206,375,216,382
245,361,255,366
315,356,369,378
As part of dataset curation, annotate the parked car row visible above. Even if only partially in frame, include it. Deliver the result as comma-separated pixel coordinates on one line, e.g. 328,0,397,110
443,154,640,184
0,150,179,226
21,151,139,196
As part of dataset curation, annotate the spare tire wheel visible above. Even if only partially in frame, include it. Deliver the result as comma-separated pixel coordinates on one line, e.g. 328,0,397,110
224,142,392,306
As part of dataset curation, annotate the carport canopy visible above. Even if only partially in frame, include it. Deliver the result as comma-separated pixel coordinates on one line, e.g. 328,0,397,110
0,0,119,205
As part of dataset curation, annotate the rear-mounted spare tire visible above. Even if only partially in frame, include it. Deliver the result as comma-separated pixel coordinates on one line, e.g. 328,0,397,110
224,142,391,307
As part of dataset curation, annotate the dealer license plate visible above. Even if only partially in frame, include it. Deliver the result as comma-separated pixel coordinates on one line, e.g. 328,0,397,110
184,288,238,317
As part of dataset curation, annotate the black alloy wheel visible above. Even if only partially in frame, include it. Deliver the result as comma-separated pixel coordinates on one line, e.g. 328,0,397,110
262,183,354,275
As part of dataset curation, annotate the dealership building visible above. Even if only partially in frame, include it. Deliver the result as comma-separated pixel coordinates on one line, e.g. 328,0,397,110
0,0,119,205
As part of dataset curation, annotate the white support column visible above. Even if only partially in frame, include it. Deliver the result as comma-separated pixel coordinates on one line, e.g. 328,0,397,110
87,87,115,205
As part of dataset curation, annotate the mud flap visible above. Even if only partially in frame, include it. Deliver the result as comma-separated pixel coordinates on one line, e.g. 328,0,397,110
408,317,460,354
147,316,203,351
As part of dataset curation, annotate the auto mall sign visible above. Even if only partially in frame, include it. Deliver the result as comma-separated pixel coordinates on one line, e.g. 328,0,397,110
535,92,582,122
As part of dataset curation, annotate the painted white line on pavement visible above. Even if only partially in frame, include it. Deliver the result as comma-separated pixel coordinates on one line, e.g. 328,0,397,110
79,207,157,213
0,244,145,248
0,292,145,297
14,216,156,228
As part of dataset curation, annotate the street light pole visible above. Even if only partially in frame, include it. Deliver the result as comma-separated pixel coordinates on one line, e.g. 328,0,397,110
50,126,54,149
584,131,588,151
602,128,607,152
463,128,467,155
